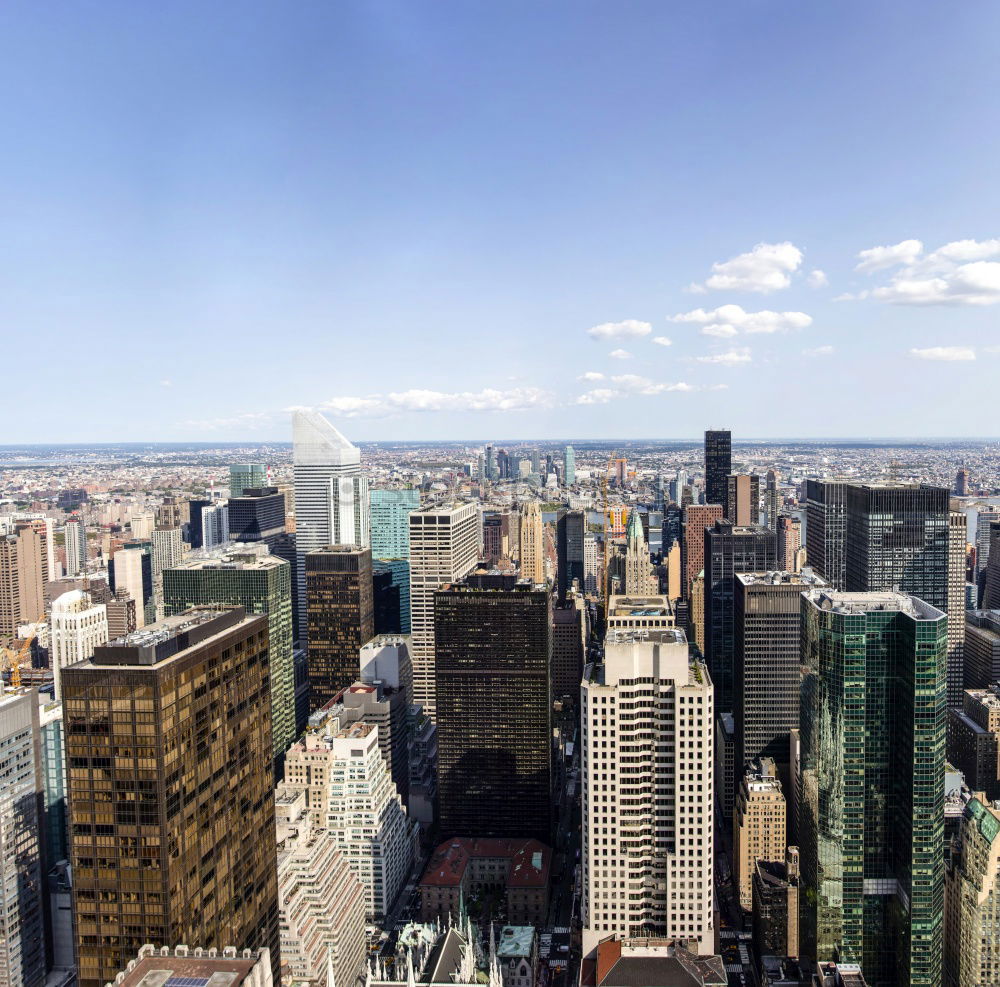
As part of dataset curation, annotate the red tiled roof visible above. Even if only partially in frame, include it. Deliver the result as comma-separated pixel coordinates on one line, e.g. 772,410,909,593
595,940,622,987
418,837,551,890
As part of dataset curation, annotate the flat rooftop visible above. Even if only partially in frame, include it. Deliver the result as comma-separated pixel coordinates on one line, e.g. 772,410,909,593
805,589,943,621
111,947,266,987
86,608,255,667
737,569,826,587
605,627,687,646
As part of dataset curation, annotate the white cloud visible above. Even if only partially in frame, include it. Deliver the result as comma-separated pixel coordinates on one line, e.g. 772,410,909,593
872,262,1000,305
855,239,923,272
181,411,276,431
669,303,811,334
803,344,834,357
609,349,632,360
695,348,752,366
651,336,672,346
910,346,976,361
311,387,555,418
807,269,829,288
610,374,656,392
691,241,803,293
578,371,605,381
701,324,739,338
929,238,1000,262
159,379,173,387
833,291,868,302
985,346,1000,354
587,319,652,340
576,388,618,405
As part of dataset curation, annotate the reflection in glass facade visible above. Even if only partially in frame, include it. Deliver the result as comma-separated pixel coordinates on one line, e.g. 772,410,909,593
800,589,946,986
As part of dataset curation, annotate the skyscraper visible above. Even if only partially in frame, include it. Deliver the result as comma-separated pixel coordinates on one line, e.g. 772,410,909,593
624,508,657,595
799,588,946,985
369,488,420,632
292,410,370,643
581,627,714,958
556,509,585,601
228,486,286,545
975,508,1000,581
305,545,374,710
563,446,576,486
230,462,266,498
764,470,779,530
49,589,109,699
63,608,280,987
734,758,786,911
434,573,551,842
681,503,724,599
704,521,777,709
725,473,760,527
552,591,586,705
64,515,87,576
844,483,949,608
150,525,184,585
947,506,969,707
734,571,825,792
704,429,732,512
163,545,297,765
954,468,970,497
0,521,50,644
0,691,45,987
109,542,153,628
200,501,229,550
804,479,847,589
776,515,802,572
519,501,545,584
408,501,479,718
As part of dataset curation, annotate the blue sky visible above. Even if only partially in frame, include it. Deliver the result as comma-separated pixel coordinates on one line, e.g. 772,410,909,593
3,1,1000,441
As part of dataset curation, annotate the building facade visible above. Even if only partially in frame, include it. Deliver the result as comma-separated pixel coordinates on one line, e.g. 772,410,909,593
62,608,280,987
733,758,786,910
581,628,714,959
804,480,847,590
163,546,297,765
408,502,479,719
434,574,551,842
799,589,947,986
704,430,731,513
519,502,545,585
49,589,109,700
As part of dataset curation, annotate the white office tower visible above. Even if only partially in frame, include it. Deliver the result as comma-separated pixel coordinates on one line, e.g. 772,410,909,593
408,501,479,718
0,691,45,987
151,526,184,583
293,410,370,641
129,512,155,540
282,717,413,921
581,627,714,959
50,589,109,699
200,502,229,550
275,787,367,987
64,517,87,576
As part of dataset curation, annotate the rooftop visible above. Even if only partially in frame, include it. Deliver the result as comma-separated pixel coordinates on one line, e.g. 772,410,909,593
737,568,826,587
88,608,253,667
107,944,269,987
804,588,944,621
419,837,551,889
496,927,534,959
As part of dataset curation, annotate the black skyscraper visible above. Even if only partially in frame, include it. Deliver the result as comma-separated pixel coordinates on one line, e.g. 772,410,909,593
228,486,286,544
804,479,847,589
704,520,776,710
704,429,732,510
434,573,551,843
844,483,950,609
186,498,212,548
556,509,586,601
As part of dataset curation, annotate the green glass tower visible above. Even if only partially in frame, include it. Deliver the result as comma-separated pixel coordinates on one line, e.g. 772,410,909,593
230,462,267,497
162,545,296,766
799,588,946,986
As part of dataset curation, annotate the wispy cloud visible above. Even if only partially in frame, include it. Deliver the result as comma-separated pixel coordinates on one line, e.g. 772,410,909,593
575,388,618,405
651,336,672,346
695,348,752,366
910,346,976,361
609,349,632,360
302,386,557,418
807,269,828,288
159,379,173,387
586,319,652,340
803,344,834,357
578,371,605,381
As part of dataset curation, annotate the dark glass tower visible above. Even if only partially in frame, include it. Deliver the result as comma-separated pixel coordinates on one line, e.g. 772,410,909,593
227,486,286,544
556,509,586,601
799,588,946,986
844,483,949,610
804,479,847,589
704,521,776,709
704,429,732,511
734,571,826,820
434,573,551,842
305,545,374,709
62,608,280,987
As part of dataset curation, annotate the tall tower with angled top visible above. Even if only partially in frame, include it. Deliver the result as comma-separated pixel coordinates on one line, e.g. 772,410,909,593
293,410,370,643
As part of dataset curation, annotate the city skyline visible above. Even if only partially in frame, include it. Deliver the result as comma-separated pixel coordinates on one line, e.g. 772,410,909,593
3,2,1000,442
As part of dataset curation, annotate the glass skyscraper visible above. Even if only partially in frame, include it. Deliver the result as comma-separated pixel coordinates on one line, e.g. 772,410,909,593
704,429,731,509
370,488,419,632
799,588,946,986
163,546,296,766
229,462,266,498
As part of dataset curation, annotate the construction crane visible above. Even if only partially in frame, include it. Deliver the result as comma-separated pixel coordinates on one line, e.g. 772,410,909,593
2,617,42,691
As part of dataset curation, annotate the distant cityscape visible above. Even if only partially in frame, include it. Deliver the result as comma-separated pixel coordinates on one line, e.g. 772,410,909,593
1,416,999,987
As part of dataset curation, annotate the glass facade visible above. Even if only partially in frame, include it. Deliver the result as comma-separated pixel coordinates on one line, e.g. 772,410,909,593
229,463,266,498
800,590,946,986
162,553,296,765
434,574,551,843
370,488,420,560
704,429,731,510
62,610,280,987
